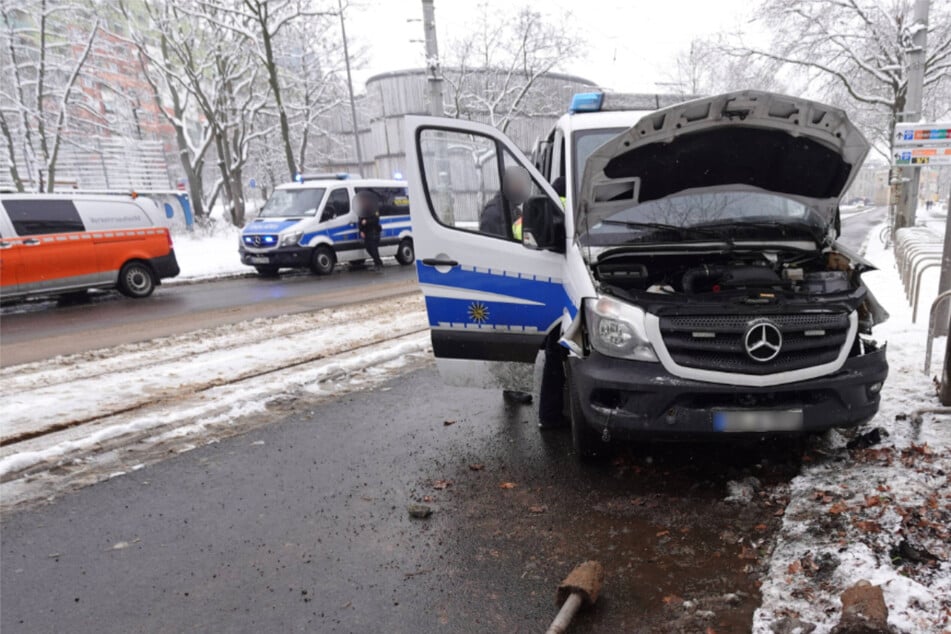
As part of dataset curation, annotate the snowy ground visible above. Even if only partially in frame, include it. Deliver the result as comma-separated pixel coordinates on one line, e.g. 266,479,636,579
169,225,250,283
0,295,430,510
753,218,951,634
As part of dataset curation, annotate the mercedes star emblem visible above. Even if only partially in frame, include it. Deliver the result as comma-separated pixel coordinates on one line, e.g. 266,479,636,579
744,320,782,362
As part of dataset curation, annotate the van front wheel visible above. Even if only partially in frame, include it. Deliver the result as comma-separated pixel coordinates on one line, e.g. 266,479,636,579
310,246,335,275
117,261,156,298
395,238,415,265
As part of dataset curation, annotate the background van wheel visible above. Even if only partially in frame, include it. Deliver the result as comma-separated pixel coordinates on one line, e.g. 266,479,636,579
310,246,335,275
117,261,156,298
395,238,415,265
254,265,280,277
566,364,608,460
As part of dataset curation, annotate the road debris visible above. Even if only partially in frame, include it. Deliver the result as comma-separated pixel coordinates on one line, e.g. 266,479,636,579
406,504,432,519
546,561,604,634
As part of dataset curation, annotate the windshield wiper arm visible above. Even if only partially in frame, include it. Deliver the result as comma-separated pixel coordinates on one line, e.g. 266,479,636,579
695,220,826,243
598,220,727,240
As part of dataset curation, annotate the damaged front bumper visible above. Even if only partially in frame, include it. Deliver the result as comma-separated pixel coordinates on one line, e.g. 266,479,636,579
568,346,888,437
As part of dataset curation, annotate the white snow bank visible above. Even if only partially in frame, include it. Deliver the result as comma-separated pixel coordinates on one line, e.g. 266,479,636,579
753,222,950,634
169,226,249,283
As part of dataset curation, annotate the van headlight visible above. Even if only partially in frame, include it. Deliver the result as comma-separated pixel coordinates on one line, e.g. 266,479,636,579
586,296,658,362
279,231,303,247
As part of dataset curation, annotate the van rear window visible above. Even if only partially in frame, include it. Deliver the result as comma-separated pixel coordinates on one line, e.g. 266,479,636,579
4,199,85,235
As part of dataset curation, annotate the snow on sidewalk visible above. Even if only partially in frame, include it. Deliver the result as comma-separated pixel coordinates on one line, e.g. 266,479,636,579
753,225,950,634
168,227,250,283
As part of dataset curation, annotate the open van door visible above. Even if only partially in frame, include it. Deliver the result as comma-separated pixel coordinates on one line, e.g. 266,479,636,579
405,116,570,389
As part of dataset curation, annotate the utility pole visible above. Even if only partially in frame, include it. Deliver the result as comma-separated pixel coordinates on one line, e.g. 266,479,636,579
936,180,951,337
895,0,929,229
338,0,364,176
421,0,444,116
419,0,452,223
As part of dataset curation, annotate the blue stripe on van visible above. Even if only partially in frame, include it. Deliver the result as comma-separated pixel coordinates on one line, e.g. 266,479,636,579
242,219,303,234
416,262,573,332
300,214,411,245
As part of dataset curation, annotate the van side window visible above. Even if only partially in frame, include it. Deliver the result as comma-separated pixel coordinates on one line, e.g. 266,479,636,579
4,199,85,235
355,187,409,217
418,128,542,241
322,188,350,221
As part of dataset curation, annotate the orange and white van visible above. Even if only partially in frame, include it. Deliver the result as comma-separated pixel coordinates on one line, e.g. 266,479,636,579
0,194,180,301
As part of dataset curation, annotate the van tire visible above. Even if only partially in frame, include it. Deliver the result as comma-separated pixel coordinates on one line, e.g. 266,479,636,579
310,246,335,275
255,265,281,277
395,238,415,265
117,261,156,298
566,364,608,460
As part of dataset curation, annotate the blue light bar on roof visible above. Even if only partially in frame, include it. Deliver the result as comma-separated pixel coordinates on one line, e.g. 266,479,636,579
569,92,604,113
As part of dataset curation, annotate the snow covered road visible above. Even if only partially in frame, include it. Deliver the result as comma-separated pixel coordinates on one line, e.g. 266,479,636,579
0,295,432,509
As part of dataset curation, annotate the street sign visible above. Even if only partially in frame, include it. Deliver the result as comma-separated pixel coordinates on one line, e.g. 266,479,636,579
249,178,256,189
894,122,951,148
894,146,951,166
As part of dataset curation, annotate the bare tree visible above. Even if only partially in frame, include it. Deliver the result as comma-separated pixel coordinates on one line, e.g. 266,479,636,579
666,38,784,97
0,0,99,191
122,0,215,220
192,0,335,181
721,0,951,159
442,3,580,133
272,17,347,175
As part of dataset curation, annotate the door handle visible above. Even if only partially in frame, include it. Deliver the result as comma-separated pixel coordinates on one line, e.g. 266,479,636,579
421,257,459,267
0,241,11,249
23,238,41,246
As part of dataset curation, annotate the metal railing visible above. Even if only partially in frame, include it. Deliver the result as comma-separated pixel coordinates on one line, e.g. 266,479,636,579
923,290,951,375
894,227,944,323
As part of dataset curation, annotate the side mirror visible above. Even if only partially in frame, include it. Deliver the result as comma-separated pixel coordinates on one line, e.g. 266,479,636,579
521,196,565,253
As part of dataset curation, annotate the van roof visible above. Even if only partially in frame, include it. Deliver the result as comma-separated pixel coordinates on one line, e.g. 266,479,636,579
0,192,150,202
560,110,653,133
277,179,407,191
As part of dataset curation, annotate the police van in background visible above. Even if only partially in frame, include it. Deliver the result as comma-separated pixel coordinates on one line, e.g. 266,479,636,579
239,175,414,276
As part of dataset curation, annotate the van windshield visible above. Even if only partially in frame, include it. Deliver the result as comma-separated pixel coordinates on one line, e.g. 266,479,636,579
259,188,326,217
572,128,625,199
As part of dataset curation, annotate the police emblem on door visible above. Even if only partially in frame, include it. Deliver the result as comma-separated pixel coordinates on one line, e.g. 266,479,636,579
468,302,489,324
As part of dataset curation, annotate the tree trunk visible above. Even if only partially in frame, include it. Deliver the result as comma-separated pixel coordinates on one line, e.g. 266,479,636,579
230,166,245,227
259,20,296,179
0,113,24,191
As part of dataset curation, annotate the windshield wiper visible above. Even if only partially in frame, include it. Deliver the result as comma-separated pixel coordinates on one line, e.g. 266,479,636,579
695,220,826,244
598,220,729,241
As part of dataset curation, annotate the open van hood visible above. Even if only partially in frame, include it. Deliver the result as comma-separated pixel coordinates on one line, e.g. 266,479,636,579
576,91,870,234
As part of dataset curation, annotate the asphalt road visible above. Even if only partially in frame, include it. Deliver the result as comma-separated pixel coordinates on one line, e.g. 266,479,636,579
838,205,887,252
0,265,418,366
0,367,800,633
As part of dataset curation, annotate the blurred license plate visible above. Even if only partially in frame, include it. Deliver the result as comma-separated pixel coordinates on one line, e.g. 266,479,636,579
249,256,269,264
713,409,803,432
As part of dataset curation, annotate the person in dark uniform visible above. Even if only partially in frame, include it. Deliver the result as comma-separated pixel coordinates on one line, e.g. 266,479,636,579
480,165,532,238
356,190,384,271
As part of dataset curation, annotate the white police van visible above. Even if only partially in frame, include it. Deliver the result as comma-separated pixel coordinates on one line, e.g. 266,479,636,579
239,175,414,276
405,90,889,458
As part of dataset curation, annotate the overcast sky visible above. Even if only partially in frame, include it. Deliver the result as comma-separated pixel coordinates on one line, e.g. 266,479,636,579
346,0,763,93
